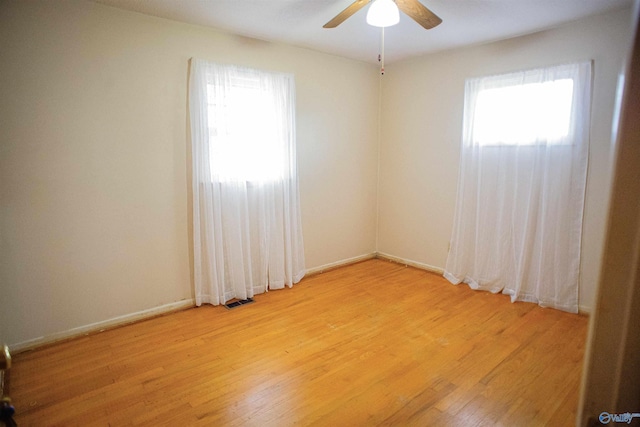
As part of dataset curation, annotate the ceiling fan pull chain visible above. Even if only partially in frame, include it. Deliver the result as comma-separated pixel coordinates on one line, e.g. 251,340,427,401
380,26,385,75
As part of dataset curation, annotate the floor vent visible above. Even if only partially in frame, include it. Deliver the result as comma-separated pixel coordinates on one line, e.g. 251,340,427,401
224,298,255,310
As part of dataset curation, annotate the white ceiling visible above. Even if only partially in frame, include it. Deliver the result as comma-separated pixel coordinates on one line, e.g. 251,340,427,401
93,0,633,64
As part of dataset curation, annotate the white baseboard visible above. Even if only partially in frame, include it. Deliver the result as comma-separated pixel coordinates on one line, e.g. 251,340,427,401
306,252,377,276
10,299,195,353
376,252,445,275
578,305,591,315
306,252,444,276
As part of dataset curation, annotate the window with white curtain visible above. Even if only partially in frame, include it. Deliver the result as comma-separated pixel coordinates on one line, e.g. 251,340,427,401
189,59,305,306
444,61,592,313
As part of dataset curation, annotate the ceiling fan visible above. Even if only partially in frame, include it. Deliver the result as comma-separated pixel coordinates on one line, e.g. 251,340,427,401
324,0,441,74
323,0,442,30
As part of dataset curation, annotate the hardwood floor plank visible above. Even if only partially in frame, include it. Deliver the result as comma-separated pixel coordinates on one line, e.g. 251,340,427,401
10,259,588,426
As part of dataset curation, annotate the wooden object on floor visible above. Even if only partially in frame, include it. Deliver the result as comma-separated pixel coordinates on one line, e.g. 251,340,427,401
1,344,15,427
10,259,587,426
0,346,10,371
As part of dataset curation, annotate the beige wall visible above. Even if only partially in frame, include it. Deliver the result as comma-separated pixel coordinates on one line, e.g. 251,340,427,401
0,0,379,348
377,7,633,312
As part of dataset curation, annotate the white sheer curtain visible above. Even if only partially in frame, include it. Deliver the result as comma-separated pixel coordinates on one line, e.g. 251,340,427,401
189,58,305,306
444,61,592,313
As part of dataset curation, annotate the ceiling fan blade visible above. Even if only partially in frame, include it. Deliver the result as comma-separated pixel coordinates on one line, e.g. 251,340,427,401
395,0,442,29
323,0,370,28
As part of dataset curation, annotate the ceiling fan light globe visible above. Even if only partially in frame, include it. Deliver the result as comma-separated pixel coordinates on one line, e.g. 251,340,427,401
366,0,400,27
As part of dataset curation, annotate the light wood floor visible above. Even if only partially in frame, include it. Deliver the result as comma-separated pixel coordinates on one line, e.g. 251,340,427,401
10,259,588,426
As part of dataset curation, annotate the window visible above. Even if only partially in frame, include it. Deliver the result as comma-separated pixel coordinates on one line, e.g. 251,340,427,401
207,73,287,183
473,78,574,146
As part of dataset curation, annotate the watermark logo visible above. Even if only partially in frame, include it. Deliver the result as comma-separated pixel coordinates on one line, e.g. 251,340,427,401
599,412,640,424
